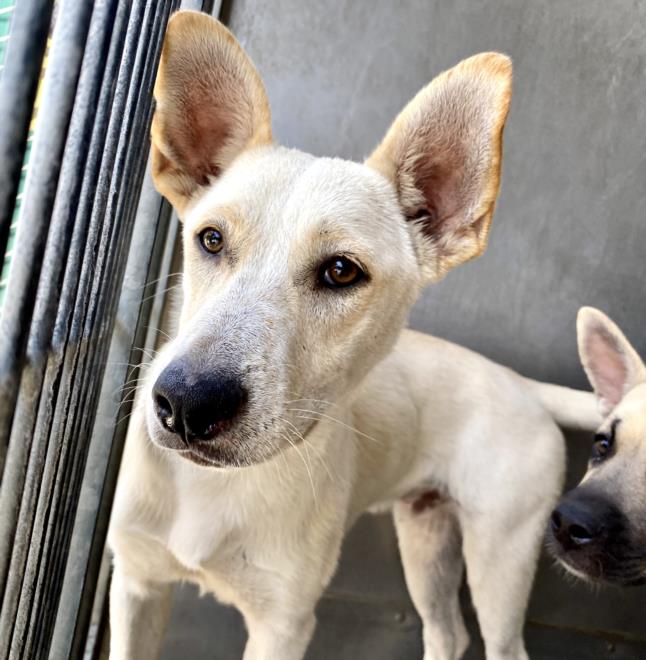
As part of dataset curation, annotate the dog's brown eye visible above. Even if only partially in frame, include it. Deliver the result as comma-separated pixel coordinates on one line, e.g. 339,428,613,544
319,257,364,289
199,228,223,254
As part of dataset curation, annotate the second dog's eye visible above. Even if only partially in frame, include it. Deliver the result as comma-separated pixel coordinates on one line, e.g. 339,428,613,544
591,419,619,463
591,432,612,461
318,257,365,289
199,228,223,254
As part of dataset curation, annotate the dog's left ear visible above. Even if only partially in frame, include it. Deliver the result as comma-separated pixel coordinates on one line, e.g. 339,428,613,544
577,307,646,415
151,11,272,215
366,53,512,281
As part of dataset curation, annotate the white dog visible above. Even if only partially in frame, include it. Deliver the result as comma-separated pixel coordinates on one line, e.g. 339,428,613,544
108,12,601,660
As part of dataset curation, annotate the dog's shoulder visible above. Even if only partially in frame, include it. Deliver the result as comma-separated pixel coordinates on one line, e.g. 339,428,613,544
387,327,518,389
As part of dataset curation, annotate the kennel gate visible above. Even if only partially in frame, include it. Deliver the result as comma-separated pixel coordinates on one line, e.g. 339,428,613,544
0,1,222,657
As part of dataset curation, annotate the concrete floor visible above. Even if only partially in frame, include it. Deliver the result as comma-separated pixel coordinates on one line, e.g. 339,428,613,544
159,432,646,659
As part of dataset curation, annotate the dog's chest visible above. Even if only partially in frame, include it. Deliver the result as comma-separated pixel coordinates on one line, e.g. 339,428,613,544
165,479,248,570
164,480,299,609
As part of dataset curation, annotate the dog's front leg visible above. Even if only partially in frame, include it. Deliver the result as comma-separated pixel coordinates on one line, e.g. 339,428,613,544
242,609,318,660
239,497,349,659
237,550,338,660
109,564,172,660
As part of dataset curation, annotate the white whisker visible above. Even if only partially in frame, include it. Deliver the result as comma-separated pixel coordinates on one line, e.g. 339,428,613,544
289,408,382,446
279,431,318,507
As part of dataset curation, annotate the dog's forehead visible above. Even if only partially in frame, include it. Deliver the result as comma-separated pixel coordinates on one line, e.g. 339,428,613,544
615,384,646,448
187,145,402,238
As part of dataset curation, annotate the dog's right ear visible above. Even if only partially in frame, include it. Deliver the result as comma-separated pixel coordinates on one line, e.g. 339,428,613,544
151,12,272,215
577,307,646,415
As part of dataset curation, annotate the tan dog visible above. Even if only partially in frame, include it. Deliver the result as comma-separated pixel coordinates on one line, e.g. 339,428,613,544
550,307,646,586
108,11,601,660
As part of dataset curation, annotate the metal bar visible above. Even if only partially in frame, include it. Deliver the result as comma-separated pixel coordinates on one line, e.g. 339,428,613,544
0,0,128,610
0,0,92,469
0,1,221,657
0,0,53,259
49,165,174,660
28,4,180,651
0,0,121,603
24,2,173,652
145,213,182,351
74,3,225,657
0,0,129,654
0,0,98,651
47,2,183,647
3,0,168,653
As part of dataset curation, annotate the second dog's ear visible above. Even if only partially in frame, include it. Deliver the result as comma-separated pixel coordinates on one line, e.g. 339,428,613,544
366,53,512,282
577,307,646,415
151,12,272,215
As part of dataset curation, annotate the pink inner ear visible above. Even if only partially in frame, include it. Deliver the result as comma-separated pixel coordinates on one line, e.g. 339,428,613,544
585,328,628,407
167,90,233,186
408,149,466,238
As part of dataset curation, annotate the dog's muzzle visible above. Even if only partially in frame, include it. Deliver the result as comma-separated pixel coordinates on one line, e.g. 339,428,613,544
152,361,248,446
548,488,645,586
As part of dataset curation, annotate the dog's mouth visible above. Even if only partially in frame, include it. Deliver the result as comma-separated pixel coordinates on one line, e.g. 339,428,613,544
548,537,646,586
149,420,281,468
557,554,646,587
147,402,321,469
175,439,253,468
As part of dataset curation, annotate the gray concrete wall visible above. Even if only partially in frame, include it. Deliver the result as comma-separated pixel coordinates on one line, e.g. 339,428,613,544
227,0,646,388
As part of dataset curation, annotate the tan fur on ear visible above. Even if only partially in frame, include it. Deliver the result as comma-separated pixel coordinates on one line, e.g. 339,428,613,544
366,53,512,281
577,307,646,414
151,11,272,214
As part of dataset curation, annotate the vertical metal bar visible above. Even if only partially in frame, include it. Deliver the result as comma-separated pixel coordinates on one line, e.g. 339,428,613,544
0,0,126,607
15,1,177,656
0,0,92,469
41,3,177,654
1,2,220,657
3,0,166,652
0,0,53,259
0,1,97,652
73,4,224,657
48,165,174,660
26,0,167,650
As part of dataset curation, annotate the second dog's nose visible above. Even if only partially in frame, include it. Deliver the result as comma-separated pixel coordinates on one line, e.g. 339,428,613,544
152,363,247,443
550,509,597,548
550,496,603,550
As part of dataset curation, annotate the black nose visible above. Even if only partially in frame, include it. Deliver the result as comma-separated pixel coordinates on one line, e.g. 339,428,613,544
550,490,609,551
152,362,247,444
550,509,597,548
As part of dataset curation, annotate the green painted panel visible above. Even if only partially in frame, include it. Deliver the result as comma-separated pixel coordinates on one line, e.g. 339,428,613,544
0,3,43,307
